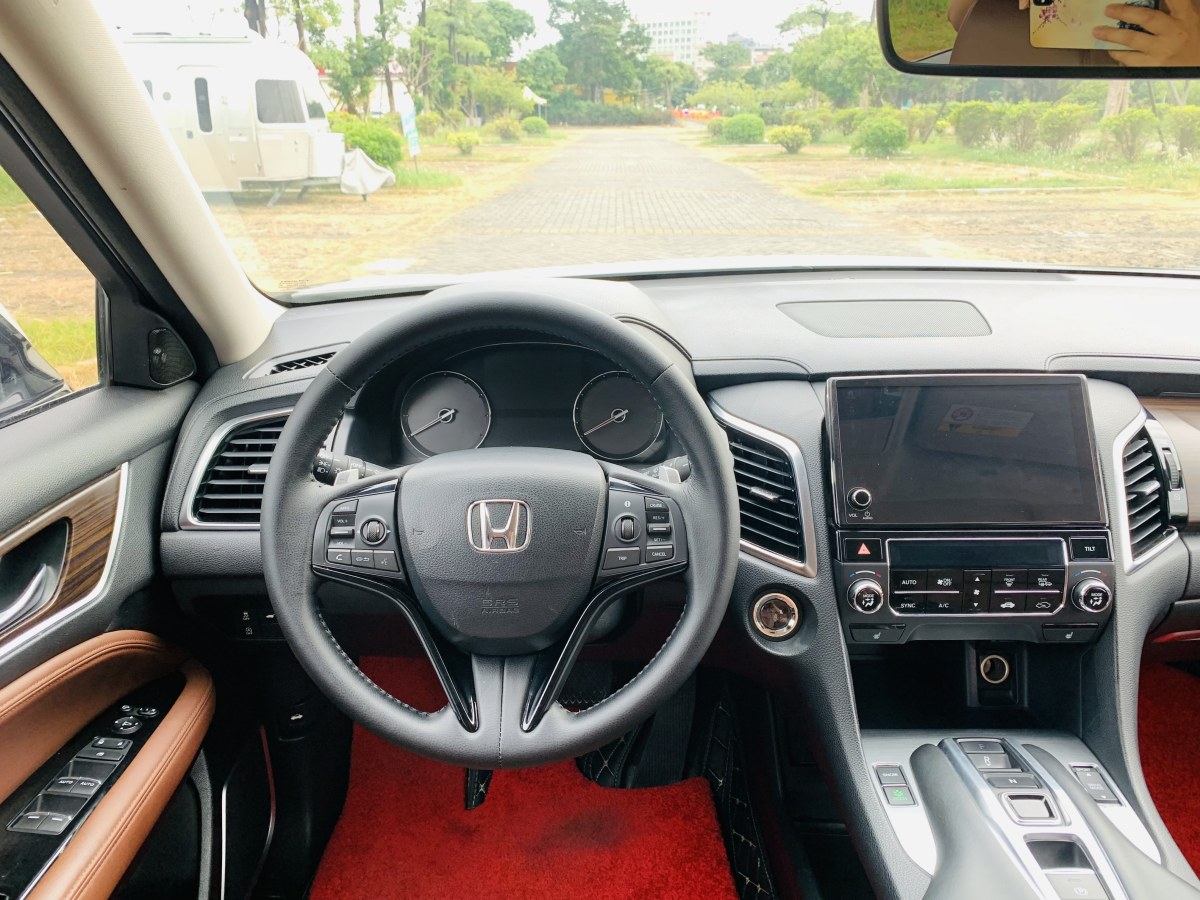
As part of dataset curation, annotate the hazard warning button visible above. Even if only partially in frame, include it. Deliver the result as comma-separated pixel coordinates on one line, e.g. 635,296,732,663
842,537,883,562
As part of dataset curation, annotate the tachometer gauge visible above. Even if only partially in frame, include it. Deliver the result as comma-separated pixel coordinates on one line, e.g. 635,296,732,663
400,371,491,457
573,371,665,461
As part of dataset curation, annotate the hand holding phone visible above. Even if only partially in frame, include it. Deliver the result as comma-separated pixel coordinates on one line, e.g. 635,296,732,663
1030,0,1160,49
1093,0,1200,64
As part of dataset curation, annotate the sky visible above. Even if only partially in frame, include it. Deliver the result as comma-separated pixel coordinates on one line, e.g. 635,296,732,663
99,0,875,55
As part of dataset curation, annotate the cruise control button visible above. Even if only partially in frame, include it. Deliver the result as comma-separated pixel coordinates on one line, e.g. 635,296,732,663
646,523,672,537
646,544,674,562
602,547,640,570
644,496,669,512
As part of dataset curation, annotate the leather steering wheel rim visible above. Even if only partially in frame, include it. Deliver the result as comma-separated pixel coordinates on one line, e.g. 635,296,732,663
260,286,739,769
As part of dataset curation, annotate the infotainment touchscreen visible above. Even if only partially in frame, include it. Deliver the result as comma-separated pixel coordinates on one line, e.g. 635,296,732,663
829,375,1105,527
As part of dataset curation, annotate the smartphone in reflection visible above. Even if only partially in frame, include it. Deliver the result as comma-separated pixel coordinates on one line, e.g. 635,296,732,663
1030,0,1158,50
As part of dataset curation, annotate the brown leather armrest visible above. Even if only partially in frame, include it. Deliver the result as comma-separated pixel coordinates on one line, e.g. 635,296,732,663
29,656,214,900
0,630,186,803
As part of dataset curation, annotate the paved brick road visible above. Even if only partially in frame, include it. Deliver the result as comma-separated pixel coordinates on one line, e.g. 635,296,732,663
411,128,921,273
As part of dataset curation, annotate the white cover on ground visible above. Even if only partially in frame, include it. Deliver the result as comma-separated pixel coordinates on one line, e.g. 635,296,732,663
340,148,396,196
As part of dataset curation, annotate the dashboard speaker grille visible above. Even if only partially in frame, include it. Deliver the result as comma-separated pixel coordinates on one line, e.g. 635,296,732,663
723,424,805,563
267,351,336,375
1123,428,1172,560
192,415,288,524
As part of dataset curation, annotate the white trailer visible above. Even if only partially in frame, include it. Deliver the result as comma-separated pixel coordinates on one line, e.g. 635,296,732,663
119,30,345,197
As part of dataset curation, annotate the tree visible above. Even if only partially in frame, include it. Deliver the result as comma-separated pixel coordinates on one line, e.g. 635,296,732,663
376,0,400,113
518,46,568,97
779,2,857,36
312,37,388,115
478,0,536,60
639,57,696,108
549,0,650,102
701,41,751,83
272,0,341,52
469,65,533,119
789,19,898,107
244,0,268,36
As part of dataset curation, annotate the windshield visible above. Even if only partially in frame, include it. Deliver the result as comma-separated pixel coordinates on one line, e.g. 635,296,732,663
101,0,1200,297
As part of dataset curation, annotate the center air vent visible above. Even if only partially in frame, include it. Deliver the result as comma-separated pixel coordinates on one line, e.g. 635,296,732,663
190,413,289,525
721,420,807,569
1122,427,1172,560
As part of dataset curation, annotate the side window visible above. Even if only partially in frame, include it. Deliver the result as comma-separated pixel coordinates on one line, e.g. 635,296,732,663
194,78,212,133
254,80,305,125
0,164,99,424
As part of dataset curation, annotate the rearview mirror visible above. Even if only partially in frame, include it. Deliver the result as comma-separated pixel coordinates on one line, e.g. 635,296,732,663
879,0,1200,74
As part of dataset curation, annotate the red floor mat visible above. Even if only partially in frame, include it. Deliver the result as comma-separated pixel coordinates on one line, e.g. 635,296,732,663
309,657,737,900
1139,662,1200,871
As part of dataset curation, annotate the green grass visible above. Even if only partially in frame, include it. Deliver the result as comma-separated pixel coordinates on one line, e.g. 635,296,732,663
390,166,460,189
0,167,29,207
810,171,1095,193
16,315,97,389
889,0,958,59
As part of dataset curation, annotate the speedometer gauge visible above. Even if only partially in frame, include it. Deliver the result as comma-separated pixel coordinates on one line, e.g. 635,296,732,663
573,371,665,461
400,371,491,457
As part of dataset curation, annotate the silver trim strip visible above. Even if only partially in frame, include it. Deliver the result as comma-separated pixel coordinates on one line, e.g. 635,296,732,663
708,398,817,578
0,464,128,670
1113,411,1179,574
179,408,293,531
244,343,346,379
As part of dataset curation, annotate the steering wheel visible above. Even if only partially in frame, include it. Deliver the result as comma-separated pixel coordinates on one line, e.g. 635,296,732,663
260,287,739,769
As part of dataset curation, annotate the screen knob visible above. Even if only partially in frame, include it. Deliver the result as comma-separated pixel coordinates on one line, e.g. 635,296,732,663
848,578,884,614
1072,578,1112,613
848,487,873,510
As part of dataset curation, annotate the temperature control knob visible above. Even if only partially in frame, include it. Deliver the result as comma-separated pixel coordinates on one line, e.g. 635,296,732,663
1072,578,1112,614
848,578,884,614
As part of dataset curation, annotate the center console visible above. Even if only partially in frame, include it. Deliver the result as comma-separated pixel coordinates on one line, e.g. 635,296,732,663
828,375,1116,644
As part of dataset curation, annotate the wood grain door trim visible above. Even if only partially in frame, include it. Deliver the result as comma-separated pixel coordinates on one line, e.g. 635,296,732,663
0,467,124,656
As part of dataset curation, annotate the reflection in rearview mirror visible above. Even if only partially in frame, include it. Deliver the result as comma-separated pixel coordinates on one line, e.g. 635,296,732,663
881,0,1200,72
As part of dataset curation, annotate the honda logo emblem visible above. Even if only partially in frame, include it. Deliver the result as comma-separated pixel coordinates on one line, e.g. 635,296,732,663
466,500,531,553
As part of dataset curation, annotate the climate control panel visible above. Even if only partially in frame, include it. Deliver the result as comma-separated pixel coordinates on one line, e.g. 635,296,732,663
835,532,1115,644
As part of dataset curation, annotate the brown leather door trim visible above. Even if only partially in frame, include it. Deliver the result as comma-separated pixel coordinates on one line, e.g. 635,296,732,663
0,629,186,804
0,468,123,655
27,657,215,900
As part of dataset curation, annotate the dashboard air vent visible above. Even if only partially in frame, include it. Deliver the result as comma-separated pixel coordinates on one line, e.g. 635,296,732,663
1122,428,1172,560
267,351,336,375
723,424,805,564
192,414,288,524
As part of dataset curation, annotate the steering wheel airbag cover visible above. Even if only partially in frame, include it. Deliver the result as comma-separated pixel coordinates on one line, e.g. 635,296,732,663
260,286,738,768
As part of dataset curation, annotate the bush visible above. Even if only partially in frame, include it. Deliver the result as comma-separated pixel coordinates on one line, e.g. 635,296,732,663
768,125,812,154
545,97,672,126
783,109,833,142
1004,102,1047,152
707,116,729,138
951,101,995,148
443,108,467,129
521,115,549,135
1100,108,1157,161
900,106,940,143
330,116,405,167
851,115,909,159
486,117,523,141
760,106,784,127
415,112,442,137
447,131,481,155
722,113,766,144
1038,104,1094,153
1166,106,1200,156
835,108,864,136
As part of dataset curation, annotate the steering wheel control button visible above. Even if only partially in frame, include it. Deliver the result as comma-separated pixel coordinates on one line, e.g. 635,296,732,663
603,547,640,570
327,548,352,566
373,550,399,571
360,517,389,545
615,515,639,542
849,624,905,643
752,592,800,640
843,537,883,562
646,523,672,537
351,550,375,569
1072,578,1112,613
328,525,356,538
112,716,143,736
847,578,884,613
333,499,358,514
848,487,873,510
330,512,356,529
646,544,674,563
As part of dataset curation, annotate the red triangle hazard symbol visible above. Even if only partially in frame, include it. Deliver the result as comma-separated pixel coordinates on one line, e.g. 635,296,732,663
857,542,871,556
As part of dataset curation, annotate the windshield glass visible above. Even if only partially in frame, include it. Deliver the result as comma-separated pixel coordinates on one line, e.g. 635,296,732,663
101,0,1200,297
